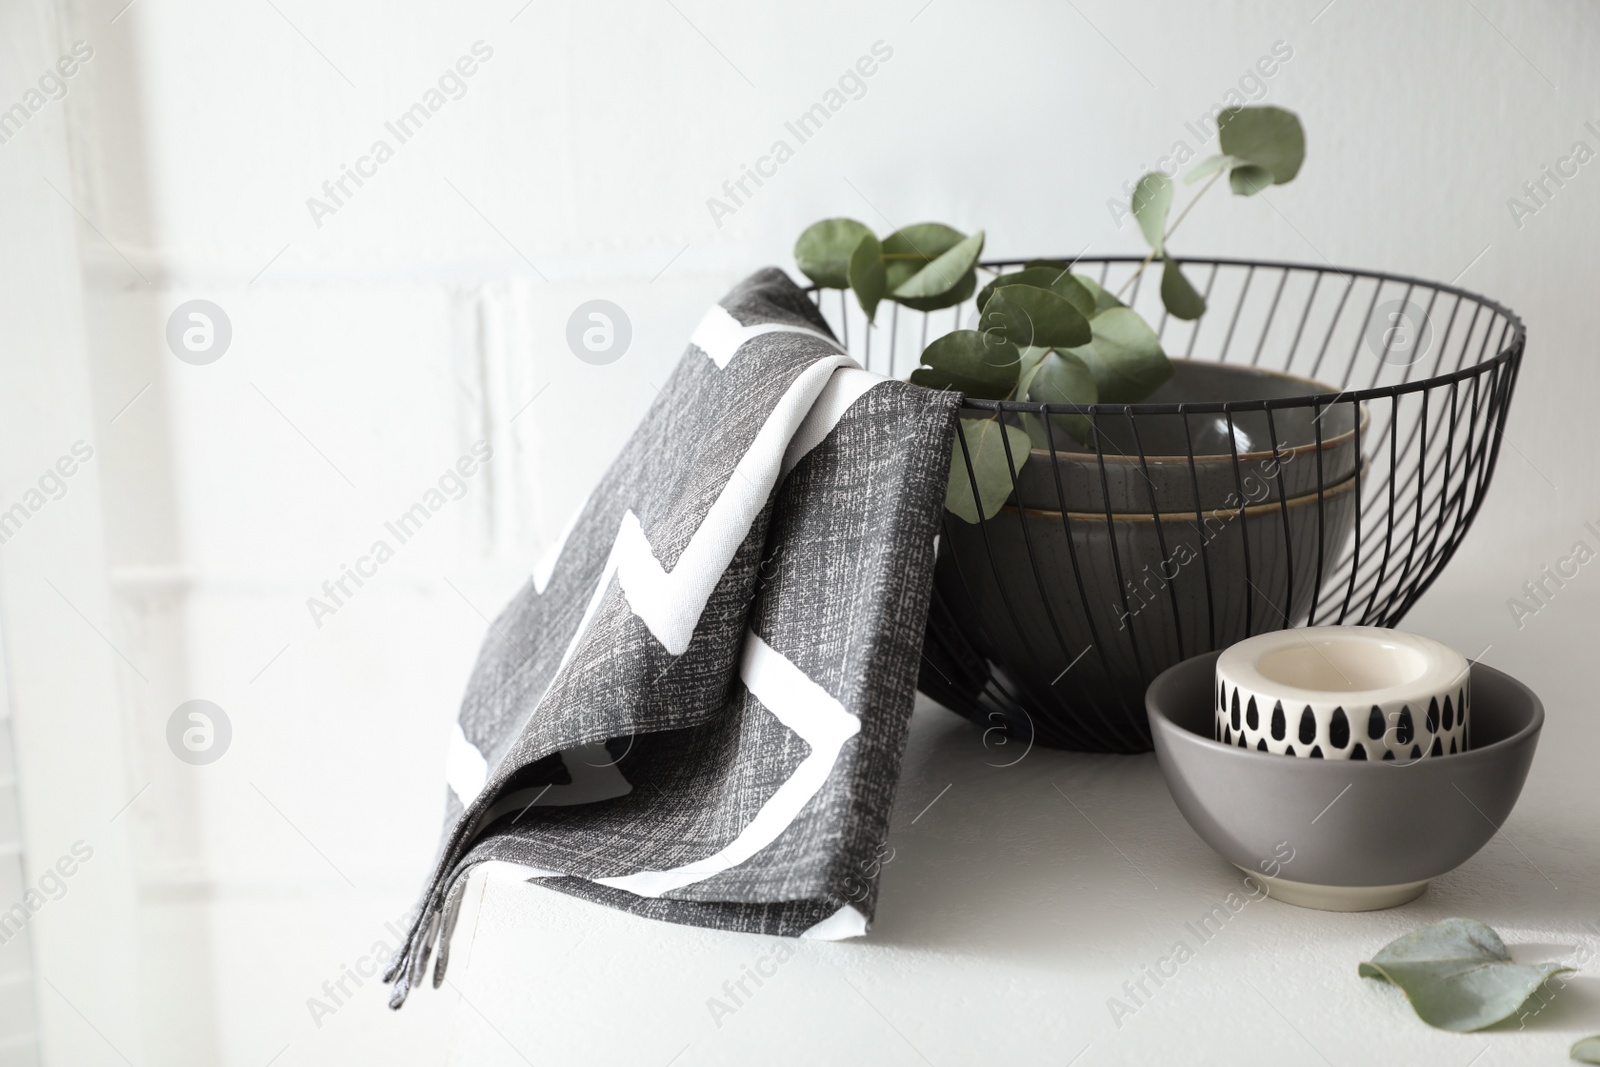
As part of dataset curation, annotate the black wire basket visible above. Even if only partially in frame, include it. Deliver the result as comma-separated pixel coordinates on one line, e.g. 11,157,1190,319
808,256,1525,754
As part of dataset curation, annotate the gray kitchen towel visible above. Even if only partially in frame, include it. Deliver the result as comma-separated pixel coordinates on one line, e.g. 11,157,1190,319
385,268,960,1007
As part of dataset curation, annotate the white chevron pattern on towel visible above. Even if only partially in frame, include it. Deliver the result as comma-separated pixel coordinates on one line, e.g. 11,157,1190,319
690,303,845,369
593,629,861,896
453,342,873,806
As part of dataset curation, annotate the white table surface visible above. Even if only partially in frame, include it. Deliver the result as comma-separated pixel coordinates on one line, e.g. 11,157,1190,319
441,588,1600,1066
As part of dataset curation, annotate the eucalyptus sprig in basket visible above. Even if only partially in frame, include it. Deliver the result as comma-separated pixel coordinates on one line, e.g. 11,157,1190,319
792,106,1525,753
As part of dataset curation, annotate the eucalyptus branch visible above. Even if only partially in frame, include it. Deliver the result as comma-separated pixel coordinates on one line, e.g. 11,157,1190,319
788,103,1307,522
1115,169,1224,300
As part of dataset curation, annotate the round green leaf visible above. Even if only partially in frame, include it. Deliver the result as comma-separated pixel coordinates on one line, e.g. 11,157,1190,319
1358,918,1576,1033
1160,255,1207,321
1229,164,1273,197
848,232,887,322
1184,153,1246,184
946,417,1031,523
981,285,1092,350
1024,349,1097,444
1131,172,1172,254
908,329,1020,400
794,218,874,288
1572,1035,1600,1064
1027,349,1097,406
893,268,977,312
1015,345,1052,388
882,223,967,291
976,269,1095,320
893,230,985,300
1217,105,1305,185
976,268,1062,312
1062,306,1172,404
1071,273,1125,315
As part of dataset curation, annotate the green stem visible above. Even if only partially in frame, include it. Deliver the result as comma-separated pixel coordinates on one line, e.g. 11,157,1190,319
1115,169,1224,299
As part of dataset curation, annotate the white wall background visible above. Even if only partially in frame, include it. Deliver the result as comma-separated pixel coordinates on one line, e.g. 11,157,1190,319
2,0,1597,1063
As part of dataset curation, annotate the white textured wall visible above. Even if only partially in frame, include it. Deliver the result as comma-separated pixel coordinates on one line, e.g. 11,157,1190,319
3,0,1598,1063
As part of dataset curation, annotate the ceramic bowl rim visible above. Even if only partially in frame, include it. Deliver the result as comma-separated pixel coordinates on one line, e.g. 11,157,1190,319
1147,651,1544,767
1003,462,1363,524
1020,359,1372,466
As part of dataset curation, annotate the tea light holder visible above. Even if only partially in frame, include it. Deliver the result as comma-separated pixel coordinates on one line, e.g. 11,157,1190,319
1215,626,1470,760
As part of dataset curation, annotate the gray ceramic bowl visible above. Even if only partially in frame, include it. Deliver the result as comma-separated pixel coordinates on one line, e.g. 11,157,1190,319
1010,359,1368,514
1146,651,1543,910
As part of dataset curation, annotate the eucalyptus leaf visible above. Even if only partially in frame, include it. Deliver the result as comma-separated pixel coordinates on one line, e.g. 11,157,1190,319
976,267,1066,312
976,269,1094,320
882,223,966,291
946,417,1030,523
1023,258,1070,271
1160,255,1207,320
1229,164,1274,197
1025,349,1096,443
1063,306,1171,403
981,285,1092,350
1131,172,1172,254
1185,154,1246,184
848,232,887,322
1357,918,1576,1033
1017,344,1052,379
794,218,874,288
894,269,977,313
908,329,1019,399
1573,1035,1600,1063
1072,273,1125,314
894,230,985,300
1217,105,1306,186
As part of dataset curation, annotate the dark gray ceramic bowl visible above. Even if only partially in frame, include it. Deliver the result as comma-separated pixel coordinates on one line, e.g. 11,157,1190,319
935,471,1360,751
1010,359,1368,514
1147,651,1543,910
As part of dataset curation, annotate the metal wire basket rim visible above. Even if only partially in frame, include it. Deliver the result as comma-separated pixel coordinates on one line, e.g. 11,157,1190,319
959,345,1514,417
815,254,1525,414
1001,460,1363,524
972,253,1526,342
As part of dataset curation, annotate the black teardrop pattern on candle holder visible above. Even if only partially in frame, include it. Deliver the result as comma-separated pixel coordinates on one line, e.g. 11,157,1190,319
1219,680,1470,761
1298,706,1316,746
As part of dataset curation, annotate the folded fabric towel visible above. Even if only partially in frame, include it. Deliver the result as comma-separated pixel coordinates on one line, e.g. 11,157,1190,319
386,268,959,1007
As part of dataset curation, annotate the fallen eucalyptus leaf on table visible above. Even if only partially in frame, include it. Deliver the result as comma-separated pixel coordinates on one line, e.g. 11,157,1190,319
1573,1035,1600,1063
1358,918,1576,1032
